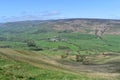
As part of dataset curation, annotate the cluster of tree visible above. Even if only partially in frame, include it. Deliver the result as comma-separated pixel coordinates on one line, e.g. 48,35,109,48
0,45,10,48
26,40,43,51
26,40,36,47
61,50,70,58
61,50,91,65
0,37,7,41
75,51,91,65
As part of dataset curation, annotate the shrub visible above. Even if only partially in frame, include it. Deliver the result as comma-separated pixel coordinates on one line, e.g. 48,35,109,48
26,40,36,47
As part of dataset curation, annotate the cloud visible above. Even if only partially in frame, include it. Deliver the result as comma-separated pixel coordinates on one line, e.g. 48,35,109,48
1,11,61,22
1,16,7,19
41,11,60,16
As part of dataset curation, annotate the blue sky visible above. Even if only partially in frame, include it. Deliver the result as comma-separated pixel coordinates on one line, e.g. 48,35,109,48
0,0,120,22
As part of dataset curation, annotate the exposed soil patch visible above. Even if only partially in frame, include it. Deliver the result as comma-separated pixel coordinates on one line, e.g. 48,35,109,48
57,53,120,73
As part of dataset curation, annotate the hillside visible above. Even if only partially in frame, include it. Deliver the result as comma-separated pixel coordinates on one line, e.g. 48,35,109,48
0,48,105,80
0,18,120,80
0,48,120,80
1,18,120,34
0,18,120,51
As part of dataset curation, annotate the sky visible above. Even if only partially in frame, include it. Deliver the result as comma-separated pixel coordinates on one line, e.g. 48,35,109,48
0,0,120,22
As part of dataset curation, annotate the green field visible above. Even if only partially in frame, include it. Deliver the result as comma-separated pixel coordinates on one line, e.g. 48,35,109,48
0,19,120,80
0,48,109,80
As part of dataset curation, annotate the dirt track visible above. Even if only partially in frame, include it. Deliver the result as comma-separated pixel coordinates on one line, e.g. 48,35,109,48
0,48,120,78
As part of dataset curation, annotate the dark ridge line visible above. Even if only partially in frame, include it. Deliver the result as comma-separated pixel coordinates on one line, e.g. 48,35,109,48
1,18,120,24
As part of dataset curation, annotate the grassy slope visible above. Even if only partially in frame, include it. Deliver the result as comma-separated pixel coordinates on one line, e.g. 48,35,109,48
0,19,120,80
1,32,120,52
0,48,106,80
0,19,120,53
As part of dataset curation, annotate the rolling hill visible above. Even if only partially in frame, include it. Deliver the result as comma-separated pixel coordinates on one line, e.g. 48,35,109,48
0,48,120,80
0,18,120,80
1,18,120,34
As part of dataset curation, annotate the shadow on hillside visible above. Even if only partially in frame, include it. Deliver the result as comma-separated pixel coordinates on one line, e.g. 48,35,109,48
104,61,120,73
58,57,120,73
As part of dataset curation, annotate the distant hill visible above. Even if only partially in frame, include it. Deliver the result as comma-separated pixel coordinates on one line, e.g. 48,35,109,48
0,18,120,34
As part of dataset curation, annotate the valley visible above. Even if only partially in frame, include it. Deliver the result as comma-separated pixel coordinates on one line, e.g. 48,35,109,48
0,18,120,80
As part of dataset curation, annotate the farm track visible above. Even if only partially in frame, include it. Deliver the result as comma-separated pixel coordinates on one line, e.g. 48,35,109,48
0,48,72,73
0,48,120,79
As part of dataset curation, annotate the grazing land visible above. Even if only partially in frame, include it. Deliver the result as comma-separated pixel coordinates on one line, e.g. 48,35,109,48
0,18,120,80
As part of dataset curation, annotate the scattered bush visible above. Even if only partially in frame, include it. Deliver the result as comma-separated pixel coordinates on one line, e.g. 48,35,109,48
29,47,43,51
0,45,10,48
26,40,36,47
